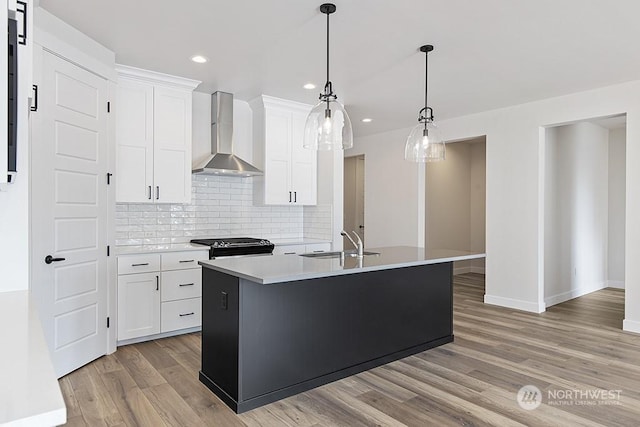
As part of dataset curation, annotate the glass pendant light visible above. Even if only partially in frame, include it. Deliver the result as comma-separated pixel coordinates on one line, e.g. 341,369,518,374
304,3,353,151
405,45,445,162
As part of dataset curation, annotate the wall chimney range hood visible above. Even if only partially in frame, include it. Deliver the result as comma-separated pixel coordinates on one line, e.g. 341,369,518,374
192,91,263,176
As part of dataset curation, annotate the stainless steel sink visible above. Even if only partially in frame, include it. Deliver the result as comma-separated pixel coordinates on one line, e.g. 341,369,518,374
299,250,380,259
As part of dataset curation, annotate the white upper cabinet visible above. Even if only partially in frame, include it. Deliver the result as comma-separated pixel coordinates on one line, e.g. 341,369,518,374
115,65,199,204
250,95,317,206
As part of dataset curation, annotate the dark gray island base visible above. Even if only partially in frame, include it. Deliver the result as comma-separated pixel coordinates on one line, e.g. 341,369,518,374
197,247,486,413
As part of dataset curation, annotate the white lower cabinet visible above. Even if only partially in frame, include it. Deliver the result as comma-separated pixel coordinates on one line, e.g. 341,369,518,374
117,250,208,342
117,272,160,340
273,242,331,255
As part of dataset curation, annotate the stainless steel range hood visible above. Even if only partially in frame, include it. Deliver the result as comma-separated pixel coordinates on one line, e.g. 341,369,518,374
192,92,263,176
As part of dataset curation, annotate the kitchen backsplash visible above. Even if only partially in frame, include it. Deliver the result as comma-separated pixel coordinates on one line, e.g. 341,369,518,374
115,175,333,246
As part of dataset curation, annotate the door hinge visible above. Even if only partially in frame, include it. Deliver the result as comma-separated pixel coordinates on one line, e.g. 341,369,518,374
107,245,110,256
107,172,112,185
107,101,111,113
107,317,110,328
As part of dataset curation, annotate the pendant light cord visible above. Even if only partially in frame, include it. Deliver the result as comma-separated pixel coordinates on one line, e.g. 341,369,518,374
326,10,330,87
424,49,428,118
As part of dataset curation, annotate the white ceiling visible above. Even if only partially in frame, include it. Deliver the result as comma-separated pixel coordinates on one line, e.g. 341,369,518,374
39,0,640,138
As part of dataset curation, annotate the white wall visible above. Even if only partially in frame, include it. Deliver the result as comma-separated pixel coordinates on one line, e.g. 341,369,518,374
608,127,626,287
0,91,29,292
544,122,609,306
348,127,424,248
353,78,640,332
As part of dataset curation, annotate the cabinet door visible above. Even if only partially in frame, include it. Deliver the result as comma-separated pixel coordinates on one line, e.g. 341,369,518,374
117,272,160,340
264,108,292,204
115,79,154,202
290,110,317,205
153,86,192,203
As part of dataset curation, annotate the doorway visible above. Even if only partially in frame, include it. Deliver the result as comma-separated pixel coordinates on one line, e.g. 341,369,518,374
543,116,626,308
425,137,486,276
344,155,365,247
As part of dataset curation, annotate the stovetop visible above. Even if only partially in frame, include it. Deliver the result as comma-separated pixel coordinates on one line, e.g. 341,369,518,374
190,237,274,258
190,237,272,248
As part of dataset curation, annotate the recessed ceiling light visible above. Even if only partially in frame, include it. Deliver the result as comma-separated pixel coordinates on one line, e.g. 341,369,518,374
190,55,208,64
361,118,373,123
303,83,316,90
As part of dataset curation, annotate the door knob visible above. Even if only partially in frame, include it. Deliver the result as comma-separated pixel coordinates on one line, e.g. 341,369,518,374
45,255,66,264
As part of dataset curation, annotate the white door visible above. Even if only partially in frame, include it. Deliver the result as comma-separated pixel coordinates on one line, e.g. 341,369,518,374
115,78,154,203
31,50,108,378
153,86,191,203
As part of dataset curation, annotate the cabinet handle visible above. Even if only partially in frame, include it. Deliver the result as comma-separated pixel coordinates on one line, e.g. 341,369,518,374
179,283,195,287
30,85,38,112
16,1,27,45
179,312,195,317
294,191,297,203
148,186,152,200
156,186,160,200
131,263,149,267
289,191,292,203
156,275,159,291
179,260,194,263
313,250,325,253
284,252,296,255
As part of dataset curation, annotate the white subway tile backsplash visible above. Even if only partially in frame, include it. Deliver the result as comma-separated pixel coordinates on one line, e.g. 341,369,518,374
115,175,332,246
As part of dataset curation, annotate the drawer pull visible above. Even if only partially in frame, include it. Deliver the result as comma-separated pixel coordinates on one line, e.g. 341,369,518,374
313,250,325,253
179,312,195,317
179,283,195,287
179,260,195,263
284,252,296,255
132,263,149,267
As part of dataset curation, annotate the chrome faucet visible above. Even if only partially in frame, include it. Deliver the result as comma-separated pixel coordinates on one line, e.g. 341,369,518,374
341,230,364,257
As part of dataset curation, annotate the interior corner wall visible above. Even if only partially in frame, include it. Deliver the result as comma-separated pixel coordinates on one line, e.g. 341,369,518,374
469,141,486,272
350,127,423,248
608,127,626,287
544,122,609,307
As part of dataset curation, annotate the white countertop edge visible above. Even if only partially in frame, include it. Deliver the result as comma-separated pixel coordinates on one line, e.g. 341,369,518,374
4,407,67,427
115,243,210,255
200,252,486,285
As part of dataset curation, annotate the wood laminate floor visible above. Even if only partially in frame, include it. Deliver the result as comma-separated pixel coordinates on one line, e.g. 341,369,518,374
60,274,640,426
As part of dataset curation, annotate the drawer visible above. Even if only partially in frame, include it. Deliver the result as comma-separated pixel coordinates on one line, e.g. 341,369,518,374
272,245,303,255
161,250,209,271
305,243,331,253
161,269,202,302
161,298,201,333
118,254,161,275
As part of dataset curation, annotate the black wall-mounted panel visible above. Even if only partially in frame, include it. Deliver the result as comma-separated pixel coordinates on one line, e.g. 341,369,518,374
8,18,18,173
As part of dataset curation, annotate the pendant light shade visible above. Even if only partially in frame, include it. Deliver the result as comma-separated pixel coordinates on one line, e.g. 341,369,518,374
405,45,445,162
304,3,353,150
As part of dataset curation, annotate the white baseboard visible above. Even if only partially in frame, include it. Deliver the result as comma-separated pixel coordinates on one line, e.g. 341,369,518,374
470,266,485,274
544,282,606,307
484,294,545,313
607,280,625,289
117,326,201,347
623,319,640,334
454,266,472,275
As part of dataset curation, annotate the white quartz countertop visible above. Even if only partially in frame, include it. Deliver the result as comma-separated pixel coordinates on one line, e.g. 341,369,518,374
115,243,210,255
0,291,67,426
200,246,486,284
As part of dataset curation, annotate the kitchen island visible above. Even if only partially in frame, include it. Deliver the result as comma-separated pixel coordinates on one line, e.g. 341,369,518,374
198,246,485,413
